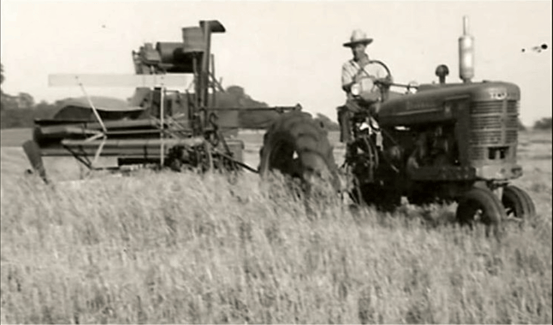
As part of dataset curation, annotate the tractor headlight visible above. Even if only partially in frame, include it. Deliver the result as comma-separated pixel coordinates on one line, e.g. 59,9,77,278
351,83,361,96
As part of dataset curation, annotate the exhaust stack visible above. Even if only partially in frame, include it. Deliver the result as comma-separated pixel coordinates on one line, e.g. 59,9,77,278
458,16,474,83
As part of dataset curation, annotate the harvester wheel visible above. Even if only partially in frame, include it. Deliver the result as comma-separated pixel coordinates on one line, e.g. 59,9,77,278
259,111,339,189
167,141,213,173
456,187,505,230
502,185,536,221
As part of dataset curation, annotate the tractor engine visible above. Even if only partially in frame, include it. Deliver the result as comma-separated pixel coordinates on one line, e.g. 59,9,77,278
375,15,522,202
407,123,458,170
379,80,522,183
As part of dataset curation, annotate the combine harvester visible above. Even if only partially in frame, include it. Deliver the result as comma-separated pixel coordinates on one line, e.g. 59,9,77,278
23,20,324,183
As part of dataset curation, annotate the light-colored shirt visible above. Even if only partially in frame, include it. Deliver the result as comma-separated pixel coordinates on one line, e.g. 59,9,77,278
342,58,388,101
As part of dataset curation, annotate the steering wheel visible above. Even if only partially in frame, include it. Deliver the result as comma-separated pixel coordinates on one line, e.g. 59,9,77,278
369,60,393,88
351,60,393,101
368,60,393,102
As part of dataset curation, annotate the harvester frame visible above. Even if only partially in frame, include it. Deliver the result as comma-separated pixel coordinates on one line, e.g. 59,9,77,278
23,20,301,182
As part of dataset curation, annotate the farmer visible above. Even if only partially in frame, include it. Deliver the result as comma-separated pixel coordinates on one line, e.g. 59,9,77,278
338,29,392,143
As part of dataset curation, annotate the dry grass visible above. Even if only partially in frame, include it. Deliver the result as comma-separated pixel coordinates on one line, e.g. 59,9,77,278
0,131,551,324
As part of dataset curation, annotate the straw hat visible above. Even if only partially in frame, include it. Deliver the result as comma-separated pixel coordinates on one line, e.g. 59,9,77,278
343,29,373,47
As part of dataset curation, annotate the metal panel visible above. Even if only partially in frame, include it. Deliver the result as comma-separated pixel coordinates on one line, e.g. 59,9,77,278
409,166,476,181
48,74,192,88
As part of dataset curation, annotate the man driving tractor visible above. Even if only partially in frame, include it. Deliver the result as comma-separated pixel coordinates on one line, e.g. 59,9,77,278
338,29,392,144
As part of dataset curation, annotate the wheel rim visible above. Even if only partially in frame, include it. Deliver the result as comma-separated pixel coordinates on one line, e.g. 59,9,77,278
459,198,493,225
501,186,535,223
456,188,505,235
503,202,520,221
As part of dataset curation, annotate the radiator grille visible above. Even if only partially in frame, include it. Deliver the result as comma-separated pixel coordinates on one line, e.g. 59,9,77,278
471,115,501,129
470,115,519,131
469,147,487,161
506,130,518,143
469,100,519,160
470,130,502,145
470,100,518,115
505,116,519,129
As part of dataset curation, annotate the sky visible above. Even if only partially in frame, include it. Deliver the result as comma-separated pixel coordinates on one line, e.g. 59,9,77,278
1,0,551,125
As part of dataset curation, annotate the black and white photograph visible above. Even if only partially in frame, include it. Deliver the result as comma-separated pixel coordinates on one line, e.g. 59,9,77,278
1,1,551,323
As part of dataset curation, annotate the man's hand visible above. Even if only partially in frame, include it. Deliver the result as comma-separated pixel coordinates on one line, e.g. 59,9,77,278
374,76,392,87
354,69,366,82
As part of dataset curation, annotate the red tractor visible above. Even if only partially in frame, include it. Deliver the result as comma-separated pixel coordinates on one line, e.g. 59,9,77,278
263,17,535,229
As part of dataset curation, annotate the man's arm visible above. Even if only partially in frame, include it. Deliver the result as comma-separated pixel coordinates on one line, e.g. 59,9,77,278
342,62,364,93
342,63,354,93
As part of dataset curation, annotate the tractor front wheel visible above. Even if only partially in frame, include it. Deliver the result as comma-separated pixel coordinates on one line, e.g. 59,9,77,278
456,187,506,231
502,185,536,222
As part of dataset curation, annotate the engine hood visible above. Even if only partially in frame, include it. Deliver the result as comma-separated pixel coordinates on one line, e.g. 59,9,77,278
379,81,520,125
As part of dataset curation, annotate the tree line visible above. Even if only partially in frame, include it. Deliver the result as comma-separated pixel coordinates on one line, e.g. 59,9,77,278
213,85,339,131
1,63,61,128
1,63,547,131
1,64,340,130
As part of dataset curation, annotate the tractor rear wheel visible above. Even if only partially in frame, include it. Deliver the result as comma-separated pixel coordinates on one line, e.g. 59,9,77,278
259,111,339,189
456,187,505,231
502,185,536,222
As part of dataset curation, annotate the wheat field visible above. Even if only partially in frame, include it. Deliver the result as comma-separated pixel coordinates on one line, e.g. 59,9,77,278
0,130,551,324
